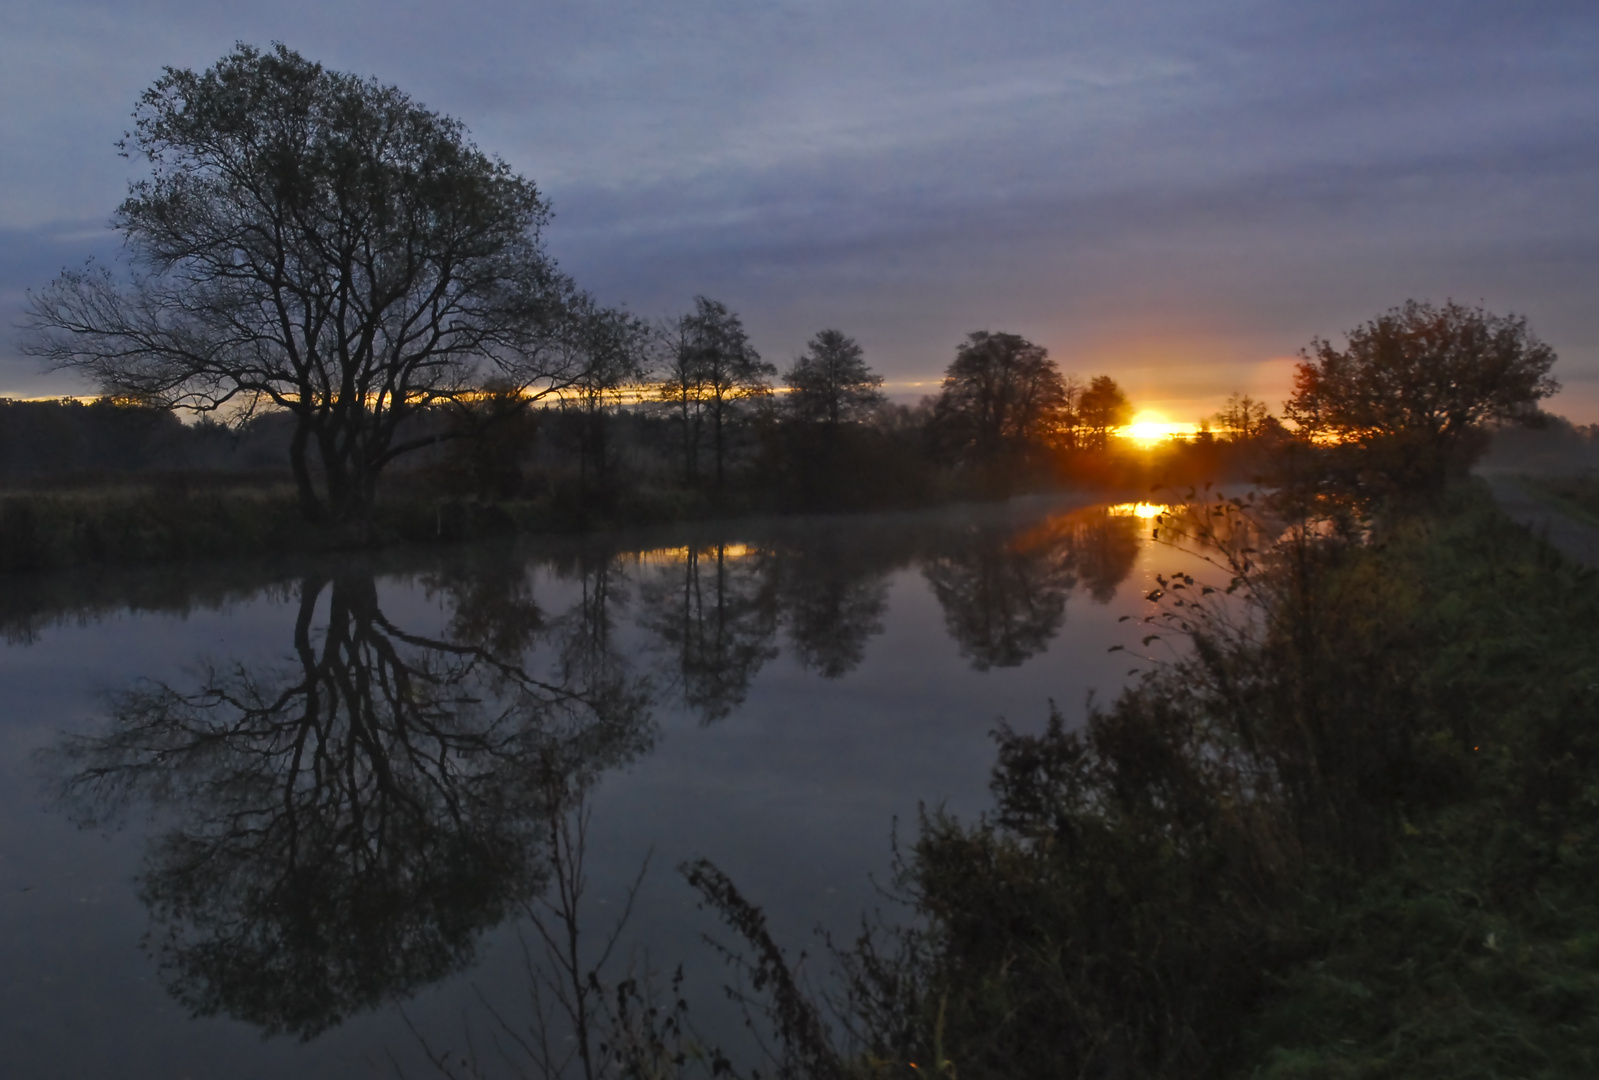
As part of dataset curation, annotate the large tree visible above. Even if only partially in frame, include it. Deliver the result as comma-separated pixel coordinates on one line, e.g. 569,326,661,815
1285,300,1560,490
25,43,580,524
931,331,1068,469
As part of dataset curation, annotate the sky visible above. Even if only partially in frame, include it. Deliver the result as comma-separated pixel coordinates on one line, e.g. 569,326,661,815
3,0,1597,423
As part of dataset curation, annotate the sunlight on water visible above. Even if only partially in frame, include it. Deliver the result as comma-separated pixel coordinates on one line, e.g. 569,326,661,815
1108,501,1168,518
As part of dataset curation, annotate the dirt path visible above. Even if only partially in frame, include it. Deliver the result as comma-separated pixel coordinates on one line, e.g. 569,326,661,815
1481,473,1599,570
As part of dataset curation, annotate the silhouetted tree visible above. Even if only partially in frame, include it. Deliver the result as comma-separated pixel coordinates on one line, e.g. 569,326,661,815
931,332,1068,475
24,44,582,525
655,317,709,486
440,380,543,499
783,330,884,426
1212,392,1272,443
671,298,775,492
1052,374,1088,452
560,301,651,498
770,330,892,510
1285,300,1559,491
1077,375,1133,452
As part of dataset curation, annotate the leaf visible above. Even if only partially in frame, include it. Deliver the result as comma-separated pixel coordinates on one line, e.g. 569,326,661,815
1142,635,1161,646
1107,645,1125,653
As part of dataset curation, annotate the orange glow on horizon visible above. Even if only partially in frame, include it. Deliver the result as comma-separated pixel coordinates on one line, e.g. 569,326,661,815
1109,502,1168,519
1118,412,1197,446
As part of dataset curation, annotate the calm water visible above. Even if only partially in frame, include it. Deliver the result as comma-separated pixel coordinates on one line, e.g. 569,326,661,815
0,496,1207,1078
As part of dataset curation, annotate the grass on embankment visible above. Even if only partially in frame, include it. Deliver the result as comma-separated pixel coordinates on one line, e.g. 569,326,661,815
0,480,757,573
1241,491,1599,1078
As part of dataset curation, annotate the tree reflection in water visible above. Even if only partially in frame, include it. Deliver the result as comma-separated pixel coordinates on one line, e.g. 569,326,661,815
924,506,1140,670
770,536,892,679
37,499,1146,1052
639,544,779,723
50,569,653,1040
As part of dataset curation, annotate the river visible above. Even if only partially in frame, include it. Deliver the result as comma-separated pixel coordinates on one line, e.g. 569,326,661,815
0,495,1209,1078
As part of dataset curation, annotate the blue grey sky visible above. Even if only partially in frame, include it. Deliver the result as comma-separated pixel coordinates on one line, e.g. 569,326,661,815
3,0,1597,421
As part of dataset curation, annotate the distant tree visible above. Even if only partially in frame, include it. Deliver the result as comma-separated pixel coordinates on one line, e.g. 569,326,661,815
655,317,709,486
440,381,542,499
559,300,650,496
1077,375,1133,451
673,297,775,491
932,331,1068,470
24,44,580,525
1285,300,1560,491
1213,392,1272,442
783,329,885,426
1052,374,1087,452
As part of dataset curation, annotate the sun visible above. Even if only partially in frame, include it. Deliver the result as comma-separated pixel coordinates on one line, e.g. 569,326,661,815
1119,411,1196,446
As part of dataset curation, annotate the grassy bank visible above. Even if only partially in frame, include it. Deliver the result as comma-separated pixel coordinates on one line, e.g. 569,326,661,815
0,481,755,573
0,461,1118,574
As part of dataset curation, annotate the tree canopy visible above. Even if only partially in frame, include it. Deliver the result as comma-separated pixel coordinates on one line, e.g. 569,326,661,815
659,297,774,490
783,329,884,426
1077,375,1133,451
932,331,1068,470
25,43,582,523
1285,300,1559,490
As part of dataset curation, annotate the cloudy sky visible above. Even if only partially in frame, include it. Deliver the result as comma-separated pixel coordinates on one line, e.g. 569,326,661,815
4,0,1597,422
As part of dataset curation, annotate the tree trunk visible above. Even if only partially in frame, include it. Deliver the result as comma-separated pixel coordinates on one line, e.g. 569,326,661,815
289,421,325,522
713,396,726,492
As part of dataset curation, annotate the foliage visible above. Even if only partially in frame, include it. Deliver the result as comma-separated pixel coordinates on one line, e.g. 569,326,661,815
631,482,1599,1080
657,298,776,491
930,332,1068,480
1211,392,1273,443
1285,300,1560,493
783,331,885,427
1076,374,1133,452
821,487,1599,1078
558,301,653,498
24,43,583,524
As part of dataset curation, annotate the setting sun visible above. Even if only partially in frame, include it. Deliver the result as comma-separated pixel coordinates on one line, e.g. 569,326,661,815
1119,412,1197,446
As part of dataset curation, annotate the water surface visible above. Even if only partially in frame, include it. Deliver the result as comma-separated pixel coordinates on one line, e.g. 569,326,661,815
0,496,1206,1078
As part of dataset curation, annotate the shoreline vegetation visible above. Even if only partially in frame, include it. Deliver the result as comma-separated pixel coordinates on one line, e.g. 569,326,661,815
0,392,1275,575
780,481,1599,1080
386,472,1599,1080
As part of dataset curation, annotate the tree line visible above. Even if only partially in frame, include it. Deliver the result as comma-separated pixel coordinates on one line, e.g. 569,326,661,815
18,44,1148,531
19,43,1570,543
